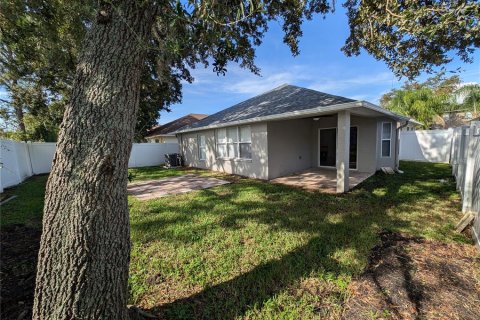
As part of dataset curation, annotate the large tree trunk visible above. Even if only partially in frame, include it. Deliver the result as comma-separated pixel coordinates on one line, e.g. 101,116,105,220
11,80,26,135
33,1,156,319
14,104,26,134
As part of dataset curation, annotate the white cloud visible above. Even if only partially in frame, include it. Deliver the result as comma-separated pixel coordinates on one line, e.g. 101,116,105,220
308,72,396,93
226,72,301,95
181,63,402,102
349,94,370,101
184,64,313,96
458,81,479,87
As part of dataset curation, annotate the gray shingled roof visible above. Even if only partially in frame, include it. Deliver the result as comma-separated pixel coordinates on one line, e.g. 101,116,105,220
182,84,356,131
145,113,207,137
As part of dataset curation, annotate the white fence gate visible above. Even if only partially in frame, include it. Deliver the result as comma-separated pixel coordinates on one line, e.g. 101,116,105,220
0,140,179,191
450,122,480,248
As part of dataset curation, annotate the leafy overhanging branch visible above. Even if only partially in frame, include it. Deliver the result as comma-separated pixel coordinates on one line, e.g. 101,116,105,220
343,0,480,79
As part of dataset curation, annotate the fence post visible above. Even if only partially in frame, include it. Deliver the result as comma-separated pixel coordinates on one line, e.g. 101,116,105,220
446,128,453,163
0,144,3,193
451,128,459,176
458,127,468,192
462,122,478,213
25,141,34,176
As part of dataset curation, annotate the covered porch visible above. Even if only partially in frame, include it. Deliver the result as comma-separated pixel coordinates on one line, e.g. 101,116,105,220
266,106,399,193
270,168,373,193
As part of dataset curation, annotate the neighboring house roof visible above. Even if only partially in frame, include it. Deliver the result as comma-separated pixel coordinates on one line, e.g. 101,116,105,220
146,113,208,137
432,111,479,129
176,84,412,133
470,116,480,123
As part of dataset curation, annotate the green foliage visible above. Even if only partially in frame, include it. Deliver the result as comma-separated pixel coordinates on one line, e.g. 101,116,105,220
0,0,185,141
343,0,480,79
2,0,479,140
454,84,480,113
382,88,448,128
0,0,93,141
379,73,476,128
0,175,47,227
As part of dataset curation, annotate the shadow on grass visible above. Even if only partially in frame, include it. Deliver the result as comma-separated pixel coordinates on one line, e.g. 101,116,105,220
0,162,463,320
129,162,462,319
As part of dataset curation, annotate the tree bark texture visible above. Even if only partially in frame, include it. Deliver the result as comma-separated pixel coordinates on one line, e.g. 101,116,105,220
14,103,26,134
11,80,26,135
33,1,155,319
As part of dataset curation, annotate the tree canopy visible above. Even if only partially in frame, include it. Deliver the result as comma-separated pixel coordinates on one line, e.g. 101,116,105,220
1,0,479,141
343,0,480,78
0,1,92,141
0,0,184,141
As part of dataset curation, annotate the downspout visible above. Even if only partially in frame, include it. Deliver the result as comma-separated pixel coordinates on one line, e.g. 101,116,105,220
395,120,409,171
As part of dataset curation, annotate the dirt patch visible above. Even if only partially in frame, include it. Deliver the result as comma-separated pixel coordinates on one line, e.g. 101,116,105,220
0,225,41,320
343,231,480,320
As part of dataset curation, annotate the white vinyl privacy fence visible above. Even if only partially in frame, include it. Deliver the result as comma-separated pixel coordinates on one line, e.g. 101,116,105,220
450,122,480,248
399,129,453,163
0,140,179,192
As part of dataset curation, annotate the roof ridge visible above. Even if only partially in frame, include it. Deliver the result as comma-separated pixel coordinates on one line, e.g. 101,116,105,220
259,83,293,94
301,86,360,101
160,113,207,124
205,83,294,114
186,113,208,116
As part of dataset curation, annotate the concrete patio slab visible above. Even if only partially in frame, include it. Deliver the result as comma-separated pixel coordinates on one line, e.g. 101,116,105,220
270,168,373,193
128,174,230,200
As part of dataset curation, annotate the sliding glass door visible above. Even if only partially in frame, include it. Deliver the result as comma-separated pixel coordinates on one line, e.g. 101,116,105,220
319,128,337,167
318,127,358,169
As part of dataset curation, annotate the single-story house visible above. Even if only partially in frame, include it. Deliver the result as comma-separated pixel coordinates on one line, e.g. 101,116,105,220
176,84,416,192
145,113,208,143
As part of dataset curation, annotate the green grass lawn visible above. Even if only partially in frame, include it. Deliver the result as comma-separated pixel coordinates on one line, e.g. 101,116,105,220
1,175,48,227
128,166,213,182
0,162,469,319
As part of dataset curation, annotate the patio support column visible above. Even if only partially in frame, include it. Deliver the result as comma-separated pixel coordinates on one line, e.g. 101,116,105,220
336,110,350,193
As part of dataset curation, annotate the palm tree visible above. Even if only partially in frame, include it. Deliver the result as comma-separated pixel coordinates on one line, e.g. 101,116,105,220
455,84,480,113
384,88,450,129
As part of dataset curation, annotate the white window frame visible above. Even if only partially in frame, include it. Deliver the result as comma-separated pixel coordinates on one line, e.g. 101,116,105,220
215,128,228,159
238,126,252,160
198,134,206,160
381,122,392,158
215,126,252,160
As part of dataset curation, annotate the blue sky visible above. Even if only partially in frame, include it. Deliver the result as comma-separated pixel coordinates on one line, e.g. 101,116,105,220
160,7,480,124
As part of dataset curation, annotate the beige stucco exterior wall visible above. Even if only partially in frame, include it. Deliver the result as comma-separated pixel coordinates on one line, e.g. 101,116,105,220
179,114,400,180
375,117,399,169
267,118,313,179
353,116,378,173
267,115,380,179
179,123,269,179
310,115,378,173
146,135,178,143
